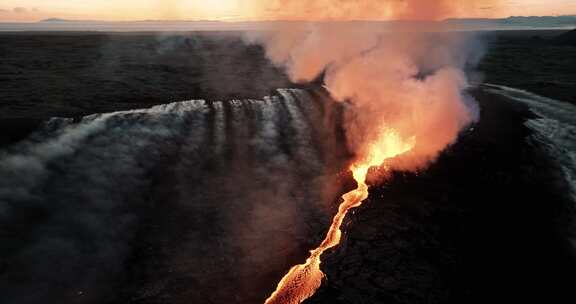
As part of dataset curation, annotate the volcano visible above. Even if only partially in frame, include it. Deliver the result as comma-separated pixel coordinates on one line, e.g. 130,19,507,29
1,30,575,304
0,84,574,304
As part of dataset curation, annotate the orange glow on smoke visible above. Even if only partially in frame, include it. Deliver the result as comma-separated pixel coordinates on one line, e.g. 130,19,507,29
256,0,501,21
264,130,415,304
256,2,487,303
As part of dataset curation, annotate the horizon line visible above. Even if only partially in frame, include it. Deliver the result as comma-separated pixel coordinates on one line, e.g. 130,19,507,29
2,14,576,24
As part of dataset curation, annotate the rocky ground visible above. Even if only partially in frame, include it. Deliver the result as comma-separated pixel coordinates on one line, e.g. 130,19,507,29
1,29,575,146
0,30,575,304
307,88,576,304
0,32,291,146
478,29,576,104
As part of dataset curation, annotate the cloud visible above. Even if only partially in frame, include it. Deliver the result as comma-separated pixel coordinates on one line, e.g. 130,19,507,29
13,7,27,14
246,0,484,175
255,0,500,20
0,7,40,15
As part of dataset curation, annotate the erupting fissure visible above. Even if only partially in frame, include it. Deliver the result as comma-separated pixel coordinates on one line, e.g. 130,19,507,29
264,130,415,304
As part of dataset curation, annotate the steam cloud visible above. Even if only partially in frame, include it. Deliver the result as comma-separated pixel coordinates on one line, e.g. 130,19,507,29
259,0,496,20
0,91,345,304
246,0,492,177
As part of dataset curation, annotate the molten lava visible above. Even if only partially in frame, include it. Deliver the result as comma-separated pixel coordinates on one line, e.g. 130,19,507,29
264,130,415,304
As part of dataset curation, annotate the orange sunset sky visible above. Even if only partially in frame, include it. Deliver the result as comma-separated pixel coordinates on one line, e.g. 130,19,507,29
0,0,575,22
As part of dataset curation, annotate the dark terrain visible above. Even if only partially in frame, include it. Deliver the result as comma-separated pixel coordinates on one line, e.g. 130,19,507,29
478,30,576,104
0,32,291,146
309,89,576,303
1,30,575,145
0,29,575,304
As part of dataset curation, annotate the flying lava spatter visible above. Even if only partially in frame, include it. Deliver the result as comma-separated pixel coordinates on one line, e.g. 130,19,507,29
264,130,415,304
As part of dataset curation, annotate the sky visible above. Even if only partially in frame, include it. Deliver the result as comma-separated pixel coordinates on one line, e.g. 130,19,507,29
0,0,575,22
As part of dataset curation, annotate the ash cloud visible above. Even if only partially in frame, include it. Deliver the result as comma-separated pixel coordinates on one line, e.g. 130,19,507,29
12,7,27,14
245,0,492,177
258,0,499,20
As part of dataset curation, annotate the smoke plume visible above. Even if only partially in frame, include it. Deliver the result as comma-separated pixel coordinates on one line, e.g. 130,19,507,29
246,0,492,178
257,0,498,20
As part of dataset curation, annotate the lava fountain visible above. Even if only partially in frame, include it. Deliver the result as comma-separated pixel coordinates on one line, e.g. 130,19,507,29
265,130,415,304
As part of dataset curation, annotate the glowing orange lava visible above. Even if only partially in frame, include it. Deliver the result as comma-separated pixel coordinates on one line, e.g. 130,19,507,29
264,130,415,304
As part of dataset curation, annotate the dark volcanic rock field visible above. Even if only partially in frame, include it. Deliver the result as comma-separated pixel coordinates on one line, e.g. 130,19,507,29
0,30,575,304
307,89,576,304
0,32,291,146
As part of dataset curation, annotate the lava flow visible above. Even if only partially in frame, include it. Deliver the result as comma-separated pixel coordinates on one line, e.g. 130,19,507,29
264,130,415,304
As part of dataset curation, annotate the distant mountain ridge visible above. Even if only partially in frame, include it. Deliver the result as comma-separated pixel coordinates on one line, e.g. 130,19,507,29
39,18,223,23
37,15,576,25
39,18,104,23
445,15,576,27
0,15,572,32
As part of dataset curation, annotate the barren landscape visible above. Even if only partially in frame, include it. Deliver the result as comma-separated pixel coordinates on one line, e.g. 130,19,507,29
1,28,575,304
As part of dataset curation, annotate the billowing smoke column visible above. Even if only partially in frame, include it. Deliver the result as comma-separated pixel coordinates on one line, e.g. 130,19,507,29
246,27,483,174
245,1,492,303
